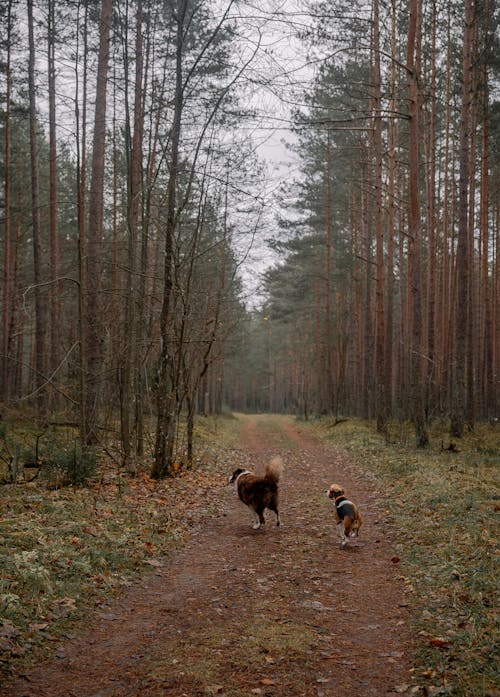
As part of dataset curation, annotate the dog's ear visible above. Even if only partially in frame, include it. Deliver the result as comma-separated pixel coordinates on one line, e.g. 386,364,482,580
229,467,244,483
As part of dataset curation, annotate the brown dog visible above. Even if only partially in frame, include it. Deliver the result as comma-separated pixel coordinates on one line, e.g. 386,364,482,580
327,483,362,546
229,457,283,529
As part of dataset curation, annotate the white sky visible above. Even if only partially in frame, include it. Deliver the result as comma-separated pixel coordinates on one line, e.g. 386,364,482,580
227,0,316,305
18,0,316,307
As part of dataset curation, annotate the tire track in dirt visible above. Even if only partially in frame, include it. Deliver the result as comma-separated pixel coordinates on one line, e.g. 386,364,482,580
1,415,414,697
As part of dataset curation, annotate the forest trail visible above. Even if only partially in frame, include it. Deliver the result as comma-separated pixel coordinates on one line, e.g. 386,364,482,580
2,415,414,697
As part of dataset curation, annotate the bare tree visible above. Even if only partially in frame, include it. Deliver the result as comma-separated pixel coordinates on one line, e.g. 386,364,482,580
121,0,145,474
153,0,187,478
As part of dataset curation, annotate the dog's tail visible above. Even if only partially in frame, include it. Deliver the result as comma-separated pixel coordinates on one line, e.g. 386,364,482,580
264,456,284,483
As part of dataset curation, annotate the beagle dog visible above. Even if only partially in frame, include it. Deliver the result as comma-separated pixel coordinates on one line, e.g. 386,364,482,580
326,483,362,546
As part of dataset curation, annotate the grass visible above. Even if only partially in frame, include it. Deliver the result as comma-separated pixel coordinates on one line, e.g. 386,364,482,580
142,602,318,696
306,416,499,697
0,414,232,679
1,412,498,696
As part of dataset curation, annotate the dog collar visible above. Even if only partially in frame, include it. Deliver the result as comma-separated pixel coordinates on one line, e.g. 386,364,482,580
234,470,251,487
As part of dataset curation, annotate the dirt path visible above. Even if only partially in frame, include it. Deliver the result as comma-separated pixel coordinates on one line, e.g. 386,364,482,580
2,415,414,697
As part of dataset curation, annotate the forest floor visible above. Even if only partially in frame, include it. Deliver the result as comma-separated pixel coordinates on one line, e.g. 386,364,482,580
1,413,416,697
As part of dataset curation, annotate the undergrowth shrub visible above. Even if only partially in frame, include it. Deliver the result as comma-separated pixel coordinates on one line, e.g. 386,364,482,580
43,444,98,487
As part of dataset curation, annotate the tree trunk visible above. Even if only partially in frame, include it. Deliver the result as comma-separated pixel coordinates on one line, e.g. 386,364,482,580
48,0,60,402
2,0,13,401
406,0,429,447
28,0,47,419
153,0,187,478
440,3,453,415
325,132,334,414
361,149,373,419
479,0,493,418
121,0,144,474
425,0,437,417
372,0,386,435
83,0,113,445
76,0,89,446
451,0,475,438
385,0,397,420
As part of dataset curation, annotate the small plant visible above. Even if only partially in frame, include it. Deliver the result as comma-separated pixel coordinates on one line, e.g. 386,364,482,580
44,443,98,487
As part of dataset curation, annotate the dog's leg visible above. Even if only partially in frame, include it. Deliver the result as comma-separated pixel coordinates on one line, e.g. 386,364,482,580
252,512,261,529
248,505,260,529
252,508,265,529
269,501,280,527
338,522,347,546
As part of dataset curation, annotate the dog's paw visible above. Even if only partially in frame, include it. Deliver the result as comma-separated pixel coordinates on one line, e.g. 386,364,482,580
252,522,262,530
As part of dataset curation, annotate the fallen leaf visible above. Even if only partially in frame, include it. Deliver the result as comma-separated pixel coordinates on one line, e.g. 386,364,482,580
0,621,21,639
427,636,453,649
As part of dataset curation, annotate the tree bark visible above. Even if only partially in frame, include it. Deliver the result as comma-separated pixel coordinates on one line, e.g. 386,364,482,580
83,0,113,445
479,0,493,418
385,0,397,421
121,0,144,474
48,0,60,400
451,0,475,438
406,0,429,447
425,0,437,417
372,0,386,435
2,0,13,400
76,0,89,446
27,0,47,419
325,132,335,414
153,0,187,478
